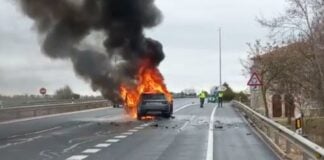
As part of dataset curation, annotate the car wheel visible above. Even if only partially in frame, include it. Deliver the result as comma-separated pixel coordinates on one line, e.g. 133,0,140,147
137,112,142,120
163,112,171,118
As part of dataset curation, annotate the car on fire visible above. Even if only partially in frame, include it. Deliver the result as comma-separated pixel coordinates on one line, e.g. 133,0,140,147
137,93,173,120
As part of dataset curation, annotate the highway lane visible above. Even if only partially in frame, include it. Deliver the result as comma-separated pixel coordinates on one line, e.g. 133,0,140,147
0,98,195,139
0,99,279,160
213,104,279,160
0,98,197,160
87,100,211,160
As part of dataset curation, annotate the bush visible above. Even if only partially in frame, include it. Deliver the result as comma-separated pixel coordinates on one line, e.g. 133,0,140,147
222,83,236,101
54,86,74,100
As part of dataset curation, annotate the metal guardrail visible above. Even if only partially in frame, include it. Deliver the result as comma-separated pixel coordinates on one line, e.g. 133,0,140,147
0,100,111,122
233,101,324,160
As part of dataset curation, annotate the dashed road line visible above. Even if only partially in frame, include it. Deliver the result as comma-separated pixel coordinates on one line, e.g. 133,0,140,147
122,132,134,135
95,143,111,148
129,129,138,132
82,149,101,154
66,155,88,160
179,115,195,132
106,139,120,143
115,135,127,139
140,123,150,127
134,126,145,130
65,103,197,160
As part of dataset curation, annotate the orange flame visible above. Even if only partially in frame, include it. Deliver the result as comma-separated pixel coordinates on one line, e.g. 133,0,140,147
120,61,172,118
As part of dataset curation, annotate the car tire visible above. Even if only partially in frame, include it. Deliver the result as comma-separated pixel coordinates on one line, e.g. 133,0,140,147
163,112,171,118
137,112,142,120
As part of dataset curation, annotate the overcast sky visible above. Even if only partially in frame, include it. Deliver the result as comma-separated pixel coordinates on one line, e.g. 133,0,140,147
0,0,287,95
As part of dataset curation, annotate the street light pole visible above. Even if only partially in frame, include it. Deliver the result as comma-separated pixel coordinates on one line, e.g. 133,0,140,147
219,28,222,87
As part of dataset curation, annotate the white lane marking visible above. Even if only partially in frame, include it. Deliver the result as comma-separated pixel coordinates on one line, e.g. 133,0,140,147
95,143,111,148
0,107,111,125
134,126,144,130
129,129,138,132
206,106,218,160
106,139,120,143
63,142,84,153
114,135,127,139
82,149,101,154
122,132,134,135
140,123,150,127
179,115,195,131
174,103,197,113
66,155,88,160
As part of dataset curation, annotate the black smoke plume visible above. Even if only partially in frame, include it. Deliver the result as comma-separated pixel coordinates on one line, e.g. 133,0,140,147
19,0,164,102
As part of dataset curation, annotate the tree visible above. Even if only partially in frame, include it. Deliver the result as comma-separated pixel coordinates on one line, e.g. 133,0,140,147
72,93,81,100
235,91,249,103
244,40,291,117
222,83,236,101
54,86,74,100
258,0,324,109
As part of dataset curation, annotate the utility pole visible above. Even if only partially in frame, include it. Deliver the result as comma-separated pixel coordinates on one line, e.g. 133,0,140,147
219,28,222,87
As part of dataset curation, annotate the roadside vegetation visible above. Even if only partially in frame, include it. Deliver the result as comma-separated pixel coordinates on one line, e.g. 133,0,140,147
244,0,324,147
0,86,103,108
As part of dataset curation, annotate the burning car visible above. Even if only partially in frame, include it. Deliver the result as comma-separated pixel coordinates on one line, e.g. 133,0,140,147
120,64,173,120
137,93,173,120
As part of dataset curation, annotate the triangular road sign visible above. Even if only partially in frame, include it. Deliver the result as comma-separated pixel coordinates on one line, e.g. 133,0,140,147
247,73,262,86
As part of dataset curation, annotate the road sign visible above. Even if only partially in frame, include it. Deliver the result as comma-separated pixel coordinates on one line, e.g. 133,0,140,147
247,73,262,86
40,88,47,95
219,85,227,91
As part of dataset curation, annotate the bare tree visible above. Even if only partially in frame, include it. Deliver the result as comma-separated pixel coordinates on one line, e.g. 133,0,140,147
245,40,291,117
257,0,324,110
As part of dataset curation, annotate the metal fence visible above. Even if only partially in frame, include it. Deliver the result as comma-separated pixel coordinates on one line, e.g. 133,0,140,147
0,100,111,122
233,101,324,160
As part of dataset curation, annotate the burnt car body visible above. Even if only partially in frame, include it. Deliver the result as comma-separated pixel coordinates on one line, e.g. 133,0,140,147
137,93,173,120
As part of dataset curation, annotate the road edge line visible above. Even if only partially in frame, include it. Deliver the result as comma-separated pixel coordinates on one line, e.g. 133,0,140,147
206,105,217,160
0,107,112,125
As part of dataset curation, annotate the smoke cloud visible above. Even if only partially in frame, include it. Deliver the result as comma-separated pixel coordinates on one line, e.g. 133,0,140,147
18,0,165,102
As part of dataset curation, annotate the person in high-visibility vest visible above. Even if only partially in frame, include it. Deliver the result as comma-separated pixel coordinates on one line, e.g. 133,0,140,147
198,91,207,108
218,92,223,108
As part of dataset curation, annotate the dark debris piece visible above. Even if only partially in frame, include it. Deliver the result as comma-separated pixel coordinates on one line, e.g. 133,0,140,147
151,124,159,128
110,122,120,127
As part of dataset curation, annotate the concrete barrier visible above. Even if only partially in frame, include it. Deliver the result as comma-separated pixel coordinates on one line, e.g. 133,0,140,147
0,100,111,122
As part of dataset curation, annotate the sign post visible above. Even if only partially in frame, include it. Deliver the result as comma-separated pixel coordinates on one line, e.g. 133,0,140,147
295,113,303,135
247,72,263,110
218,85,227,92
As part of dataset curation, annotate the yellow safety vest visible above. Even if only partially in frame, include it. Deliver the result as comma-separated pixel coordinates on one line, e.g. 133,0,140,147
199,92,206,98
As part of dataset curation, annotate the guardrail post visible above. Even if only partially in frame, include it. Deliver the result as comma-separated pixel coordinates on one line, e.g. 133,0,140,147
286,140,291,154
302,152,309,160
275,133,279,145
267,126,271,137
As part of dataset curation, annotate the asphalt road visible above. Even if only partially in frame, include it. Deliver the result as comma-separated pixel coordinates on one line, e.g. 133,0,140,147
0,98,279,160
